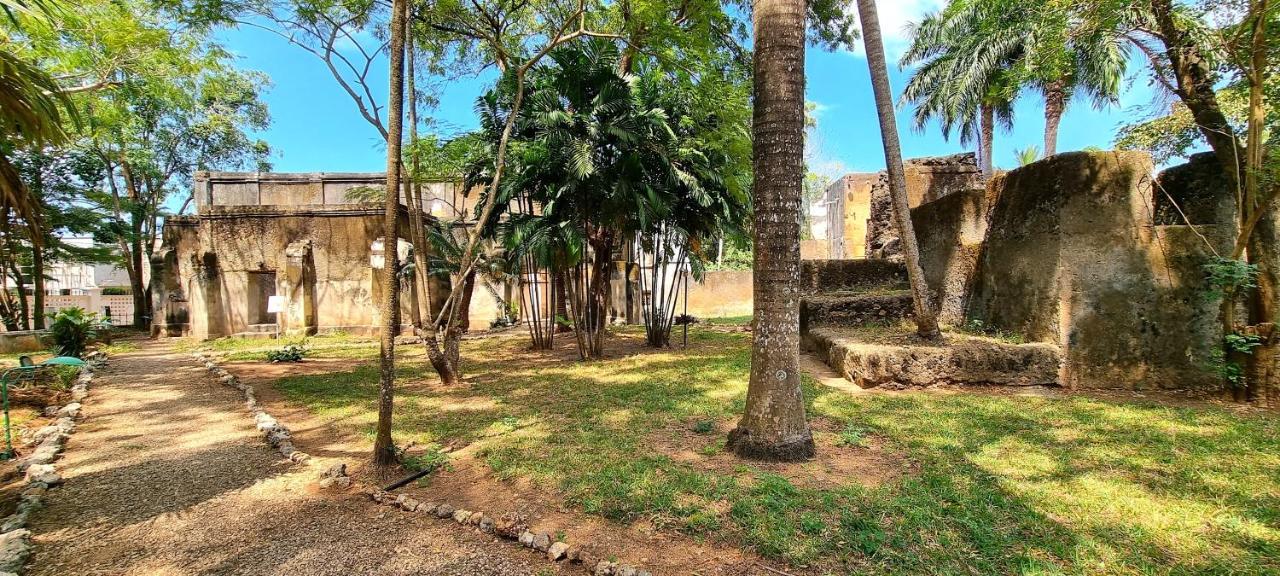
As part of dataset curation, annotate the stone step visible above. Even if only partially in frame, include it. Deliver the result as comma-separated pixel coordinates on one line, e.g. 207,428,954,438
803,327,1061,389
800,291,914,331
800,259,908,293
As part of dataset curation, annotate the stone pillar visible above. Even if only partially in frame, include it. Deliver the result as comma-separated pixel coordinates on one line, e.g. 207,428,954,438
149,248,189,337
191,253,226,340
281,240,316,337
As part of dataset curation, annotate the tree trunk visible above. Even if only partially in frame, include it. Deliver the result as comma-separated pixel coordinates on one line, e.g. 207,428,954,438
1150,0,1270,402
725,0,815,462
1043,80,1066,157
979,103,995,180
130,230,146,329
858,0,942,340
31,245,44,330
1149,0,1243,194
554,269,571,333
372,0,408,470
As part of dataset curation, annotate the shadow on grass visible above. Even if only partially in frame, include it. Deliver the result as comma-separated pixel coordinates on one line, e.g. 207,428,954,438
267,329,1280,574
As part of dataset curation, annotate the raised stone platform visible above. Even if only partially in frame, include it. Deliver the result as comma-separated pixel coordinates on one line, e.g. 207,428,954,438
804,327,1061,389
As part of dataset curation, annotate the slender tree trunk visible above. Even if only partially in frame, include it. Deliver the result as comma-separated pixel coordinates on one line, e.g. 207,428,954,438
130,225,146,329
31,245,44,330
725,0,815,462
373,0,408,470
554,270,571,333
1043,80,1066,157
979,103,995,180
858,0,942,340
1242,0,1276,405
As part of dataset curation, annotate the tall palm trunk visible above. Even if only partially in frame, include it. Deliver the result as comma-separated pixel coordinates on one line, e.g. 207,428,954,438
1043,80,1066,157
725,0,815,462
372,0,408,470
979,103,995,180
858,0,942,340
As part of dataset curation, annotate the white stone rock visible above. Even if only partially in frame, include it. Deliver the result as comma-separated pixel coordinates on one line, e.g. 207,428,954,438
24,464,60,486
57,403,81,419
0,529,31,572
547,541,569,561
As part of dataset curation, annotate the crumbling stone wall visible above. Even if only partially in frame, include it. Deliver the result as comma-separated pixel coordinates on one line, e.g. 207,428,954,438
1154,152,1235,226
910,189,987,326
865,153,983,259
154,172,459,339
967,151,1230,389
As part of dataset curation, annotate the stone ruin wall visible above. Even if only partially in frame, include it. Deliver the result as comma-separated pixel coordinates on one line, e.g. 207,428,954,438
153,172,464,339
865,153,984,259
908,150,1233,390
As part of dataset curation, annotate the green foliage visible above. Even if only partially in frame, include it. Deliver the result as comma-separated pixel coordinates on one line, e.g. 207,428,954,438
1114,91,1249,164
46,306,98,357
1202,257,1258,302
41,364,78,390
705,240,752,271
1014,145,1041,166
398,444,451,476
271,327,1280,572
957,318,1025,344
691,419,714,434
835,423,867,447
900,0,1126,148
266,343,306,363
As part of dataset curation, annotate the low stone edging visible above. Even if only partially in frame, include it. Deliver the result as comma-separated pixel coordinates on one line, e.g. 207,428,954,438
0,349,108,575
353,470,653,576
189,352,310,464
192,352,650,576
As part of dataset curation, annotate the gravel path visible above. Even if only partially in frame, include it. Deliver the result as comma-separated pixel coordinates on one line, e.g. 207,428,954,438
25,339,541,576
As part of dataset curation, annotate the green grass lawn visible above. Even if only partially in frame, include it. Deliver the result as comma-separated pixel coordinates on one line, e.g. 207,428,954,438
263,328,1280,575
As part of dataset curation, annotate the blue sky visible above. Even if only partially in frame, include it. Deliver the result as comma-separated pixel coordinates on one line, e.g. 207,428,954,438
215,0,1160,180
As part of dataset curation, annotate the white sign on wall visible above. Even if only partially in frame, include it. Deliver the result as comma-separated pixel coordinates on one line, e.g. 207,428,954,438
267,295,285,314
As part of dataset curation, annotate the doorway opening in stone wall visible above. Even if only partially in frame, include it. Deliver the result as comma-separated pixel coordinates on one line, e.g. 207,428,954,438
247,271,278,330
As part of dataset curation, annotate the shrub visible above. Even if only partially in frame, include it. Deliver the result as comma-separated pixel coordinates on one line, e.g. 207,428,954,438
266,343,306,363
46,307,100,358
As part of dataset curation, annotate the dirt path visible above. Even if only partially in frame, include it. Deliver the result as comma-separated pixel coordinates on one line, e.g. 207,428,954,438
25,339,541,576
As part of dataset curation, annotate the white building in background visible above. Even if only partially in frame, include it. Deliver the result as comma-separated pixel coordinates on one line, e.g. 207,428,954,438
43,237,134,294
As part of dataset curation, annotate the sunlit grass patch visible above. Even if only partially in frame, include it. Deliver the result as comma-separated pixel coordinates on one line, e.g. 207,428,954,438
266,327,1280,574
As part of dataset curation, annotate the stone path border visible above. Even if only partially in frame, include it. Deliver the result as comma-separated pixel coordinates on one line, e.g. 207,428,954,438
0,350,107,575
193,351,652,576
190,351,311,464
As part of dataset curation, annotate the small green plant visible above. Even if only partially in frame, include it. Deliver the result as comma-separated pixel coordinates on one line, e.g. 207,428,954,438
399,444,451,475
266,343,306,363
956,318,1025,344
691,419,715,434
1210,332,1265,387
835,423,868,447
46,307,100,358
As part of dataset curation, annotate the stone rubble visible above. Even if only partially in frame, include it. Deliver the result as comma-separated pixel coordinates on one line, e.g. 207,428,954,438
0,352,104,574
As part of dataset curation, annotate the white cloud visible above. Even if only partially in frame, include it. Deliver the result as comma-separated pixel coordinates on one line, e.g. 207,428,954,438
845,0,947,59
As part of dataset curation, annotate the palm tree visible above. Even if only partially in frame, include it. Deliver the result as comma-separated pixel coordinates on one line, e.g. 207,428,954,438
900,0,1126,169
858,0,942,341
725,0,815,462
1,0,72,236
372,0,407,470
